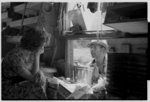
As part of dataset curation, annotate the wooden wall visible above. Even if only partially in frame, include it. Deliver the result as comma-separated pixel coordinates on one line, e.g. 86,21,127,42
108,38,148,54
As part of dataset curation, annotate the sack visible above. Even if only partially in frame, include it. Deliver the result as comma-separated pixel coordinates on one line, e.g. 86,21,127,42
68,3,102,31
68,8,87,30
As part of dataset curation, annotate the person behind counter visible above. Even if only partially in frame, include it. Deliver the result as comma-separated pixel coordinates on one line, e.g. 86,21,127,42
2,28,51,99
88,40,109,98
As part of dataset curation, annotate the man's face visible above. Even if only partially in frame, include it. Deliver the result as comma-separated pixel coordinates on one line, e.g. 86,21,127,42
90,44,104,58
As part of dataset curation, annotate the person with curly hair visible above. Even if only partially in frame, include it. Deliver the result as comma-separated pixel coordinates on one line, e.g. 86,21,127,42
2,28,51,99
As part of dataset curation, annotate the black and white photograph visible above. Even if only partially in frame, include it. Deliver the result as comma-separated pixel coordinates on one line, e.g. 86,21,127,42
1,1,148,100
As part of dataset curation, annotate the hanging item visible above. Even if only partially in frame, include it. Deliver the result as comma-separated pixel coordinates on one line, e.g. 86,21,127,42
87,2,98,13
68,3,87,31
43,2,53,13
20,2,28,35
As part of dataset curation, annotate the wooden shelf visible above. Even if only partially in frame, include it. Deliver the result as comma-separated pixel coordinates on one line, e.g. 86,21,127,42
104,20,148,34
2,12,8,19
62,30,147,40
14,3,41,16
2,12,12,22
2,2,10,7
104,3,147,34
8,16,38,28
107,3,147,11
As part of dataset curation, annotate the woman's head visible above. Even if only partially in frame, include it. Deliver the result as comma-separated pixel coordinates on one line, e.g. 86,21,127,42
20,28,50,52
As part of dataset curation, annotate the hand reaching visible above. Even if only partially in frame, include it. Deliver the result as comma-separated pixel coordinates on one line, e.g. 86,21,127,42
34,71,47,86
92,77,107,92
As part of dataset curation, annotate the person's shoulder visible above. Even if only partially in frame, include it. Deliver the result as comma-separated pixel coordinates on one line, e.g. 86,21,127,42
5,47,22,57
3,47,27,64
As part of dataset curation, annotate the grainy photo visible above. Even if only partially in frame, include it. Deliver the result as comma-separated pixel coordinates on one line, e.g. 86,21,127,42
1,2,148,100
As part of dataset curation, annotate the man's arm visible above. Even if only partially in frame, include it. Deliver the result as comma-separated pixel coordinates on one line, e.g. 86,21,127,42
92,75,107,92
17,67,35,82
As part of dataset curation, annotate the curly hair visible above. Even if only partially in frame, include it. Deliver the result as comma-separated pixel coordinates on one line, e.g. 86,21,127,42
20,28,48,51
